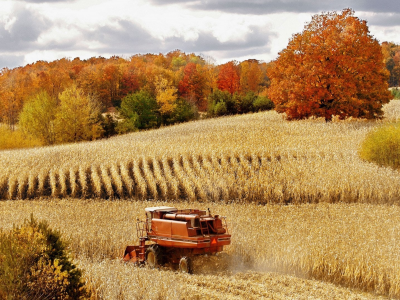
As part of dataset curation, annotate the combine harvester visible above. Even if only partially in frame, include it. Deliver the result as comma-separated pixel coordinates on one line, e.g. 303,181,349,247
124,206,231,273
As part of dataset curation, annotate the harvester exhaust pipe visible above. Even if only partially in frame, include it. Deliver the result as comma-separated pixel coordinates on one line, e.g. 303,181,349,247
164,214,198,221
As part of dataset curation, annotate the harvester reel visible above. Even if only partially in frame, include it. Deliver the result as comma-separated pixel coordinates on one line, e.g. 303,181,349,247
146,245,163,268
179,256,193,274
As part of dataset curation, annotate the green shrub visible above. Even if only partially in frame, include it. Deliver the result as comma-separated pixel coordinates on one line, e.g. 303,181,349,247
253,96,275,111
119,90,159,130
236,91,256,113
359,122,400,169
170,98,198,124
207,89,232,116
0,215,89,299
391,88,400,100
213,101,228,116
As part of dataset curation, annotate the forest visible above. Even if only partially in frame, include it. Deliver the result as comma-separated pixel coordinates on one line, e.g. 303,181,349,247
0,52,269,128
0,39,399,147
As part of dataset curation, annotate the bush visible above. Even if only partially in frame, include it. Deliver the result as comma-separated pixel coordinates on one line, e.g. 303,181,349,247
170,98,198,124
101,114,118,138
0,215,89,299
207,89,232,116
119,91,159,130
253,96,275,111
214,101,228,116
359,122,400,169
391,88,400,100
237,91,256,113
0,126,42,150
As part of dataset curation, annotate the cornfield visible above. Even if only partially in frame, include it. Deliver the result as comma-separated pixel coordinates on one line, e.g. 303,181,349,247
1,105,400,203
0,199,390,299
1,101,400,299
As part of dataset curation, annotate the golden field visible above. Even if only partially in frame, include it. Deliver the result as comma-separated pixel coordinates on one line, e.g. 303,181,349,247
1,101,400,299
1,101,400,204
0,199,392,299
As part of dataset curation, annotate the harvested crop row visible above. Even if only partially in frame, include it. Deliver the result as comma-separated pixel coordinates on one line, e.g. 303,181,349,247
1,151,400,204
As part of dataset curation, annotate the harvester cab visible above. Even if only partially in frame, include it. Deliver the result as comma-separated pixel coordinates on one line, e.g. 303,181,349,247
123,206,231,273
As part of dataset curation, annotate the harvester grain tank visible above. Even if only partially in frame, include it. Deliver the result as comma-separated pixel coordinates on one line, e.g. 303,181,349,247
123,206,231,273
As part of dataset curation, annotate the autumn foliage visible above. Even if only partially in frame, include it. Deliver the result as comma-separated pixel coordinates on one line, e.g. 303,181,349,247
381,42,400,87
0,215,89,299
217,61,240,95
0,51,270,135
268,9,392,121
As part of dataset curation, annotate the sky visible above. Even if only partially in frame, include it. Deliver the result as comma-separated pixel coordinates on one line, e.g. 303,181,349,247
0,0,399,69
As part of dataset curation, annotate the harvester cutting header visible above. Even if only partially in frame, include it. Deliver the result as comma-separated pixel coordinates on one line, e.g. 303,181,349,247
124,206,231,273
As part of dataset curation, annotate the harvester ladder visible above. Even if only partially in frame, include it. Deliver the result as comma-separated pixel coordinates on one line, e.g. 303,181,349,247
138,237,146,261
200,219,210,235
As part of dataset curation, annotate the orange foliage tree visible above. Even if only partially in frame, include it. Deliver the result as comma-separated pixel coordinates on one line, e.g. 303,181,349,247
381,42,400,87
239,59,264,94
268,9,392,121
0,50,272,129
217,61,240,95
178,62,206,110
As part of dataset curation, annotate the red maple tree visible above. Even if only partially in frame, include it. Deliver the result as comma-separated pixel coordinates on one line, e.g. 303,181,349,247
217,61,240,95
267,9,392,121
178,62,206,110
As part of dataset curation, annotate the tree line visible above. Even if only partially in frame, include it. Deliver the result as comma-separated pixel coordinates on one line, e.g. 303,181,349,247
0,52,270,130
0,51,276,145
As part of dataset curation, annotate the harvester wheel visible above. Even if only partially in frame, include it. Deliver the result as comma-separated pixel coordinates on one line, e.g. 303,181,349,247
178,256,193,274
146,245,163,268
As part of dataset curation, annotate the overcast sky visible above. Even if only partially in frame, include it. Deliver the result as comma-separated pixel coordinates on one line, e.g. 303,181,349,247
0,0,399,69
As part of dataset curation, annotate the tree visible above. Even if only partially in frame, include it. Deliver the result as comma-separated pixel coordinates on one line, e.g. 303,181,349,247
217,61,240,95
381,42,400,87
155,76,177,115
239,60,263,94
171,98,198,123
207,89,235,116
118,90,158,131
0,68,27,130
268,9,392,121
18,91,57,145
120,67,140,99
178,62,206,110
55,85,103,143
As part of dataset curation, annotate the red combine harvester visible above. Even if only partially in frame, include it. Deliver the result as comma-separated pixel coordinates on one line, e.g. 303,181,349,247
123,206,231,273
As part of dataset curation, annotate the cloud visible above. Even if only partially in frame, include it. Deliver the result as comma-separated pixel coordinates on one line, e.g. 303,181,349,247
366,13,400,27
81,20,161,54
0,54,25,69
0,6,50,52
164,26,272,55
21,0,76,3
79,18,273,60
149,0,400,15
